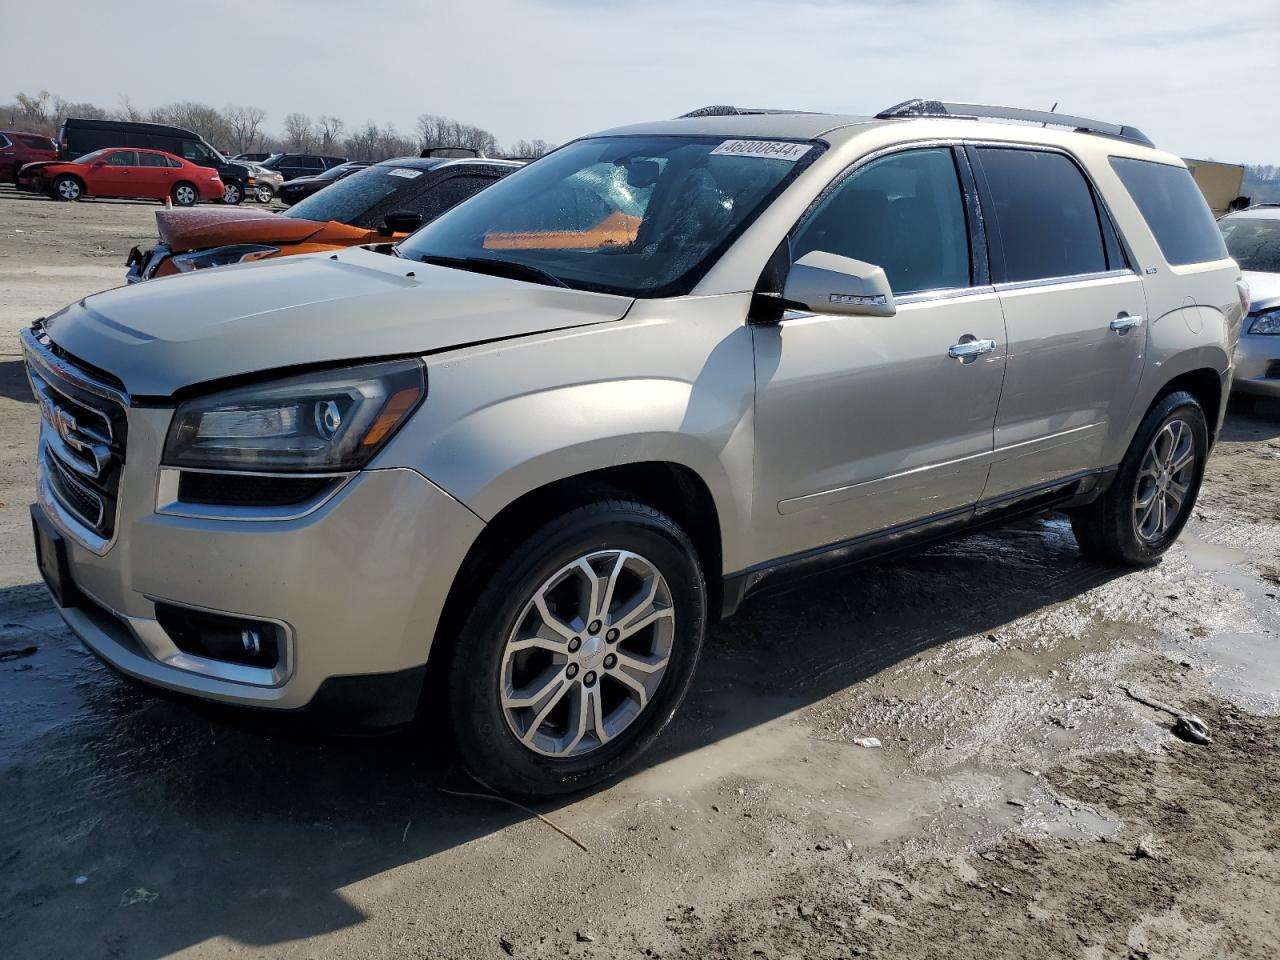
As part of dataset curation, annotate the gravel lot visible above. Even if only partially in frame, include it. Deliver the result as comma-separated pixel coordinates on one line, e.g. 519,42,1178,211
1,185,1278,960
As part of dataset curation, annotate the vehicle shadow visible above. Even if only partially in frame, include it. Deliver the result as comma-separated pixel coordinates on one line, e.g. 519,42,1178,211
0,512,1126,956
1222,394,1280,440
0,360,35,403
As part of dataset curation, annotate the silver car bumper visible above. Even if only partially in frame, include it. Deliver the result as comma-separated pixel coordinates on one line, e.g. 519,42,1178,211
1232,331,1280,397
23,328,484,715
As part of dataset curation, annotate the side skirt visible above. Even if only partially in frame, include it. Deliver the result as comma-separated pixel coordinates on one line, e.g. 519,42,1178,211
720,467,1117,619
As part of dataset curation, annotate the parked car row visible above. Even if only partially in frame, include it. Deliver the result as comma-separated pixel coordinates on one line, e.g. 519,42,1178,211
126,155,521,280
22,100,1249,797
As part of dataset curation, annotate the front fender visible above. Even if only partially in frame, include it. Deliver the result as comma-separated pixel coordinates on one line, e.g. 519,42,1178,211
378,306,758,572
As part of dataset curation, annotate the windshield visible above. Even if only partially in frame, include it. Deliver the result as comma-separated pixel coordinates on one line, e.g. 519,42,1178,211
397,135,820,297
71,149,108,164
1221,217,1280,274
284,164,421,227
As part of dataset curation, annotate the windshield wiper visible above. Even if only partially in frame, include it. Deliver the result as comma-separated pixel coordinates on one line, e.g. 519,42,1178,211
417,254,568,288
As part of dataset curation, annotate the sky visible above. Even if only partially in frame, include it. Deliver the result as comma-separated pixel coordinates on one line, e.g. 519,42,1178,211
5,0,1279,163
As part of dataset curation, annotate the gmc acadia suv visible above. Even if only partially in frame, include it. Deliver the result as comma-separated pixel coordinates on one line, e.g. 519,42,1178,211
23,101,1246,796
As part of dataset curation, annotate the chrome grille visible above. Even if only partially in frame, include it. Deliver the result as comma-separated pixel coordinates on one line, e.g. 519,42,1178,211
23,328,128,544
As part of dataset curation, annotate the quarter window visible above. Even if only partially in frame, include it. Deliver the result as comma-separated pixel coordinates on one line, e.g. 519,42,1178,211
791,147,971,296
977,148,1108,282
1110,157,1228,266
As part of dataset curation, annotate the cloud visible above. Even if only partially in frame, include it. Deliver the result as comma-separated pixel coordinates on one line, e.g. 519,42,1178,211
5,0,1277,161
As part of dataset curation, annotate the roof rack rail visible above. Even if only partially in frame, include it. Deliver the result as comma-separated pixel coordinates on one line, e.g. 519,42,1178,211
875,99,1154,148
677,105,809,119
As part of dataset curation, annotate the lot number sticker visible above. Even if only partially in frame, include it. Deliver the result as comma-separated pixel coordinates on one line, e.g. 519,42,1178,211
388,168,423,179
710,140,812,162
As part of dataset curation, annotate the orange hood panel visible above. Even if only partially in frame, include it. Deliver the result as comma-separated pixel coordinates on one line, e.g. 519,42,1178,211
155,208,373,253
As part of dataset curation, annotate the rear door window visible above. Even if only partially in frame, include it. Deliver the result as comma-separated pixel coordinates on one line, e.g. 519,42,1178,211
976,148,1109,282
137,152,167,167
1109,157,1228,266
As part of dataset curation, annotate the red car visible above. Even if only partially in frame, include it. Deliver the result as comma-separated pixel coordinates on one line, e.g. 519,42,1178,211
15,147,224,205
0,130,57,183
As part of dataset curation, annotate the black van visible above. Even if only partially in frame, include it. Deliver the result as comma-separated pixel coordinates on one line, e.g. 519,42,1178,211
58,118,255,204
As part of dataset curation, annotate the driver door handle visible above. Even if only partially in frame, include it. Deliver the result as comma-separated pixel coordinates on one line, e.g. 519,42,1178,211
948,338,997,360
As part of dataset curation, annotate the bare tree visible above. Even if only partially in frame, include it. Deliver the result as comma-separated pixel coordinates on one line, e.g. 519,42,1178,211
507,138,556,159
416,113,499,157
282,112,316,152
116,95,145,122
224,104,267,154
318,115,345,153
150,101,233,149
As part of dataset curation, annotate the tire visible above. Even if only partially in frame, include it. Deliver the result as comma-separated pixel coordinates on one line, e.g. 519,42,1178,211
171,182,198,207
52,175,83,201
254,183,273,203
221,180,243,204
1070,390,1208,566
446,500,707,797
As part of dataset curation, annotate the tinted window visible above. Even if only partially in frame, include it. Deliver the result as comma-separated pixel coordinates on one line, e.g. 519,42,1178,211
106,150,138,166
1110,157,1229,266
0,134,10,149
19,134,53,150
792,147,970,295
407,175,498,223
978,148,1107,282
137,152,167,167
1220,217,1280,274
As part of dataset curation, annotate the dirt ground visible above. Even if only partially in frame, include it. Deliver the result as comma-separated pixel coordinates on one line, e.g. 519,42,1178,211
1,185,1278,960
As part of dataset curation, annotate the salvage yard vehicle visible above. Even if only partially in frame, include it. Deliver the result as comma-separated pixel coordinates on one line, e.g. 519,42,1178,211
24,101,1244,796
1220,205,1280,399
125,155,519,281
59,118,256,204
258,152,349,181
277,160,373,205
0,130,57,182
16,147,224,205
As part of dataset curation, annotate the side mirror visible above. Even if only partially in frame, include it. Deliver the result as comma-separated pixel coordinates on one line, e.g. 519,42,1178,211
379,211,424,236
782,251,896,318
91,160,105,169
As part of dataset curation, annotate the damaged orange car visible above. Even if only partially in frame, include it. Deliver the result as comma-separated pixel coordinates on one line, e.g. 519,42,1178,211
126,155,521,282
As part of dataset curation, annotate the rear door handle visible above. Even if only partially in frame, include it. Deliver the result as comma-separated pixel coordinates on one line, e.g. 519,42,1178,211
948,337,997,361
1110,314,1143,332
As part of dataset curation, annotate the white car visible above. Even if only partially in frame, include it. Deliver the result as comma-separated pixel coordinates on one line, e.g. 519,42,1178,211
1220,206,1280,398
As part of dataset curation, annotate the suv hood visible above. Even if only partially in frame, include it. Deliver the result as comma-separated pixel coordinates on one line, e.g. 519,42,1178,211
43,247,634,396
153,207,364,252
1243,270,1280,310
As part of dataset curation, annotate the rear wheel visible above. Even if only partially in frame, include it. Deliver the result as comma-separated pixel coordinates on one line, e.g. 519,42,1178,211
172,182,198,207
254,183,273,203
1070,390,1208,565
52,175,82,201
446,500,706,797
221,180,243,204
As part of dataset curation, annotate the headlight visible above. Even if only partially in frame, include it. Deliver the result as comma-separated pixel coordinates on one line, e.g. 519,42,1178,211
163,359,426,472
1248,308,1280,335
171,244,279,272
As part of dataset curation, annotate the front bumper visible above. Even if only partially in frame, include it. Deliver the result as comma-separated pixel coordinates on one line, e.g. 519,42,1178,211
1232,332,1280,397
24,331,484,720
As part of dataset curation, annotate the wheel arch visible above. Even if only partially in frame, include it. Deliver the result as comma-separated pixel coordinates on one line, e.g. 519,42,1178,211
420,461,726,713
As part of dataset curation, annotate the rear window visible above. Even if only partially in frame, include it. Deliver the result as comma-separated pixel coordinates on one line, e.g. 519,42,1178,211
19,134,54,150
1109,157,1228,266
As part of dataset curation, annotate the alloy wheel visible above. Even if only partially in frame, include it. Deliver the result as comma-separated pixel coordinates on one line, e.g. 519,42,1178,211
175,185,195,205
499,549,675,758
57,179,80,200
1133,418,1196,542
255,185,272,203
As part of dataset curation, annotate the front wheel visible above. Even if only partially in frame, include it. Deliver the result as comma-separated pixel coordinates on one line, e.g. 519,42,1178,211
222,180,243,204
1070,390,1208,565
446,500,706,797
52,175,82,201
